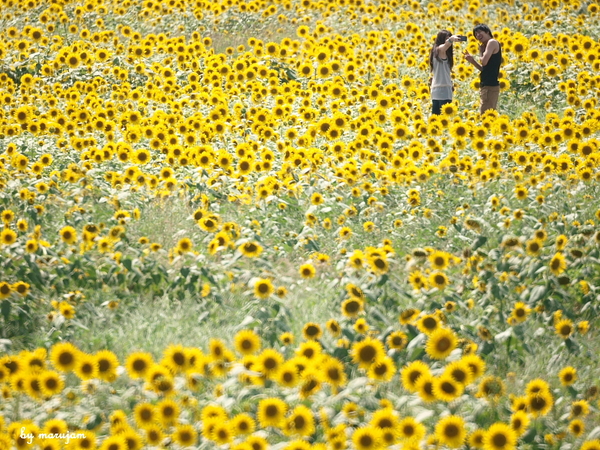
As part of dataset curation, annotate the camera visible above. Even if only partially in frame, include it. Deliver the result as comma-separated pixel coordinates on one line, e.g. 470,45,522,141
457,36,467,42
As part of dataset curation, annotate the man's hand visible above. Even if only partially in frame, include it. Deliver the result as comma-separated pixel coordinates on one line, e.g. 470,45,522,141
464,51,481,71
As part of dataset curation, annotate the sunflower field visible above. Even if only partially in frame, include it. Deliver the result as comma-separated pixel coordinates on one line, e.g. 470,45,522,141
1,0,600,447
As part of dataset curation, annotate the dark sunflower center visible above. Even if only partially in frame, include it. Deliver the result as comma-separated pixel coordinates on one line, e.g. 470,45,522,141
493,433,507,447
437,337,451,352
133,359,147,371
263,358,276,369
59,352,74,366
360,436,373,447
442,381,456,394
445,424,459,438
359,345,376,362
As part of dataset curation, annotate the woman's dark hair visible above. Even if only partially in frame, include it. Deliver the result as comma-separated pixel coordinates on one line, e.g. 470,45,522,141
429,30,453,72
473,24,494,38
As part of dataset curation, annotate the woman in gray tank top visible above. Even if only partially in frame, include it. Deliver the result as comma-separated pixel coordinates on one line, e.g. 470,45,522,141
429,30,463,115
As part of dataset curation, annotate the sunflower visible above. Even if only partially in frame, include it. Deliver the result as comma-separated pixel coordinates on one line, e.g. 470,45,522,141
462,353,486,380
256,348,284,377
429,271,450,290
511,302,530,323
254,278,274,299
444,360,474,386
326,319,341,337
296,341,321,360
527,390,554,417
245,435,269,450
147,364,175,394
351,337,386,369
425,328,457,360
257,397,288,428
320,356,347,388
211,422,233,445
429,250,451,270
569,419,585,437
477,376,505,401
71,431,97,450
157,398,180,426
94,350,119,382
386,331,408,350
354,318,369,334
367,356,396,382
433,374,465,402
239,241,263,257
416,373,436,403
0,228,17,246
201,404,228,423
555,234,568,250
0,281,12,299
134,403,156,429
525,239,543,256
234,330,261,355
50,342,80,372
400,360,431,392
348,250,366,269
580,441,600,450
509,410,530,436
39,370,64,397
230,413,256,436
555,318,574,339
299,263,316,279
22,349,47,371
73,354,98,380
368,255,388,275
558,366,577,386
549,252,567,275
483,422,517,450
397,416,426,442
296,322,322,341
416,314,440,335
570,400,590,418
12,281,30,297
370,408,398,431
525,378,550,396
176,237,193,254
407,270,427,290
125,352,154,379
0,209,15,224
352,426,383,450
341,297,364,318
435,415,466,449
275,361,300,388
99,434,127,450
144,425,164,446
283,440,312,450
59,226,78,244
284,405,315,437
399,308,420,325
469,430,486,449
162,344,189,374
280,332,294,345
199,215,220,232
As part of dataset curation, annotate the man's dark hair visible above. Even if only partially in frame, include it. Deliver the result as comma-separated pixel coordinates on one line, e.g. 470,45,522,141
473,24,494,38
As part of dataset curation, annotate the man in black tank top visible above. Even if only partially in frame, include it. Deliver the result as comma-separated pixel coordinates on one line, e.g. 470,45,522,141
464,24,502,114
